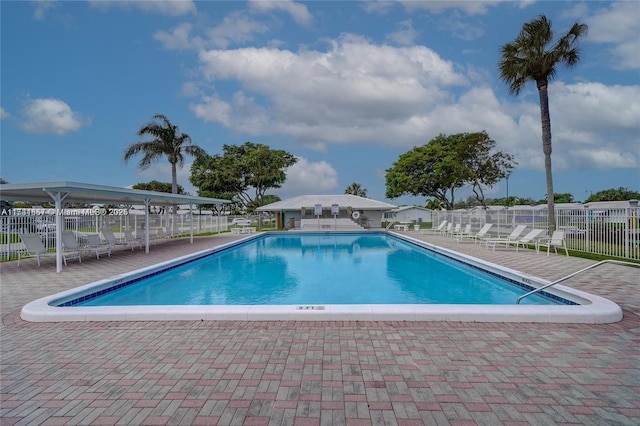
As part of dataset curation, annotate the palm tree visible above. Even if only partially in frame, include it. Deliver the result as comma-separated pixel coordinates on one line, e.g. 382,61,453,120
345,182,368,198
498,15,587,233
124,114,206,194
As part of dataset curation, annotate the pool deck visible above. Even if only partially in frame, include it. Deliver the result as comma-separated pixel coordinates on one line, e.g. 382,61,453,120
1,231,638,425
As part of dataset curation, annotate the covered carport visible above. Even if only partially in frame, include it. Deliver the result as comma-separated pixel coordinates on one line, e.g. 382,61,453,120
0,181,230,272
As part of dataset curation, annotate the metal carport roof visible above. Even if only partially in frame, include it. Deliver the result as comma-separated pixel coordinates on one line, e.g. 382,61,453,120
0,181,229,206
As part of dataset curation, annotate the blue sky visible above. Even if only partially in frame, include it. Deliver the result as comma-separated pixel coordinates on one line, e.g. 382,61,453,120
1,1,639,206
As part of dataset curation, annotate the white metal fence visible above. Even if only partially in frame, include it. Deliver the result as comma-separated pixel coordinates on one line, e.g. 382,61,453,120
429,206,640,260
2,207,638,261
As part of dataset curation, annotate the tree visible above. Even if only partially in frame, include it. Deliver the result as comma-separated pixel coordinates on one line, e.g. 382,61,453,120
247,194,282,212
385,132,515,209
425,198,443,210
586,187,640,202
455,132,516,208
190,142,297,212
132,180,186,194
536,193,575,205
491,196,535,207
499,15,587,233
124,114,206,195
344,183,368,198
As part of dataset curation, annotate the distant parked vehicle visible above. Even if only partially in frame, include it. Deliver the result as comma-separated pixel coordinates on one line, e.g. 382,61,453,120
231,218,252,226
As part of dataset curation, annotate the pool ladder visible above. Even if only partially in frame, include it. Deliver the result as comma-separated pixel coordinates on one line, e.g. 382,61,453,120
516,259,639,304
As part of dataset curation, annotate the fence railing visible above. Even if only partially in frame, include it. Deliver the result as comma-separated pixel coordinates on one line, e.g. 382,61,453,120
0,212,281,261
2,207,638,261
428,206,640,260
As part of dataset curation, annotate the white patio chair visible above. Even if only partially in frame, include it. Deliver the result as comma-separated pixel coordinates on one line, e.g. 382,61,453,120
439,222,453,236
472,223,494,244
420,220,447,235
101,227,133,251
18,233,79,267
61,230,85,263
538,230,569,256
446,223,460,238
124,230,143,250
452,224,472,243
513,229,545,252
85,234,112,260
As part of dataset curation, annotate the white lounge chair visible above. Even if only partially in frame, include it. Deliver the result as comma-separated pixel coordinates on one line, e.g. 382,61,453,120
485,225,528,251
61,230,85,263
124,230,143,250
472,223,494,244
440,222,453,236
18,233,79,267
513,229,545,252
85,234,112,259
420,220,447,235
446,223,461,238
539,230,569,256
101,227,133,251
452,224,472,243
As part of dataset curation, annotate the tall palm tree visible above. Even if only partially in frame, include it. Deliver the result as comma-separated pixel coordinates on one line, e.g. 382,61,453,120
498,15,587,233
124,114,206,194
345,182,368,198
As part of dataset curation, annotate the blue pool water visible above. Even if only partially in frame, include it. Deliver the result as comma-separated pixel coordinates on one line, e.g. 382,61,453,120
72,233,560,307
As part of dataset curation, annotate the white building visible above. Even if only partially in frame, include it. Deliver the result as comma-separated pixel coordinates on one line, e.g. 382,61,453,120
256,194,397,230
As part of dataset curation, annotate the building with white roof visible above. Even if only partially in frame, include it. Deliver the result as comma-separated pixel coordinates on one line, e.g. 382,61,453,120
256,194,397,229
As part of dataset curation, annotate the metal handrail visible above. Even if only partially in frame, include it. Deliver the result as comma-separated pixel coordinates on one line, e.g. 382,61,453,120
516,259,640,304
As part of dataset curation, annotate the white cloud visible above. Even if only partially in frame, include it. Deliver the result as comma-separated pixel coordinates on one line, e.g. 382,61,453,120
88,0,196,16
570,149,637,170
386,20,419,46
361,1,396,15
0,107,9,119
192,36,467,146
249,0,313,26
32,0,56,20
154,12,272,51
438,12,485,41
279,157,339,198
205,12,270,49
400,0,502,15
154,23,198,50
186,34,637,175
20,98,89,135
586,2,640,70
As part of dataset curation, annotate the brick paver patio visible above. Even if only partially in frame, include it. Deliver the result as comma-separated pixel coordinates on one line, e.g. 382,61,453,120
1,232,638,425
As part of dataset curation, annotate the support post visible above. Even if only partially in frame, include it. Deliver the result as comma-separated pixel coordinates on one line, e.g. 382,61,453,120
143,198,151,253
45,190,69,273
190,203,194,244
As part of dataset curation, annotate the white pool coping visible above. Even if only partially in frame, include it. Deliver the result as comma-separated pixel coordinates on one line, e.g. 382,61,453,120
20,231,623,324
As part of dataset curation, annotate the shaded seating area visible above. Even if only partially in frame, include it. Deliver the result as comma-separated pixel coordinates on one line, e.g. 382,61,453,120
0,182,231,272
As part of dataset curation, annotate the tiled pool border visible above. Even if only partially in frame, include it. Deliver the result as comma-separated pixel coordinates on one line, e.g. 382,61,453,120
20,231,623,323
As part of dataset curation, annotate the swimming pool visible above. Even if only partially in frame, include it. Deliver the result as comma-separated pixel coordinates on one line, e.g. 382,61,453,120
21,232,623,323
